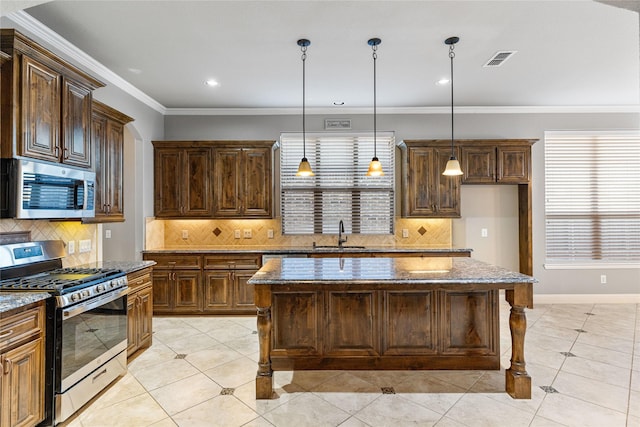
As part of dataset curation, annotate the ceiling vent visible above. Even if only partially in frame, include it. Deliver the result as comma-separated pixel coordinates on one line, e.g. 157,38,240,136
483,51,517,67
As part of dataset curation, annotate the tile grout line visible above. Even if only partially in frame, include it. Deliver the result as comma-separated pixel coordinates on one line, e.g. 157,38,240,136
625,303,639,426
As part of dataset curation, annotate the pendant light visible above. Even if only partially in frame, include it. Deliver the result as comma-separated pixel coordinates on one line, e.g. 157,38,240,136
442,36,464,176
296,38,314,176
366,37,384,177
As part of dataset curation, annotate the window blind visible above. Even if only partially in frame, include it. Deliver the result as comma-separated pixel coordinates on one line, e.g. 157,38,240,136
280,132,395,235
544,131,640,264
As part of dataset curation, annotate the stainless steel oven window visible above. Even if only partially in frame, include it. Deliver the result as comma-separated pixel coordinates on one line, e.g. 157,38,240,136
59,289,128,392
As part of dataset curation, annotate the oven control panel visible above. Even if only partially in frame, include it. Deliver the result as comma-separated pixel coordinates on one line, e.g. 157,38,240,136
57,275,128,308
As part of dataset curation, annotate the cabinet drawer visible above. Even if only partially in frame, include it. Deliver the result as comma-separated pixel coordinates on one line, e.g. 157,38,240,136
204,255,261,270
143,254,201,269
0,304,44,349
127,268,152,292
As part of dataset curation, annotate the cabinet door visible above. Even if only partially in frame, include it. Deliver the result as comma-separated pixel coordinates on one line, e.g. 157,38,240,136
243,148,272,217
434,147,461,217
151,270,171,312
214,148,242,216
0,338,44,427
233,270,257,310
461,146,496,183
406,147,437,216
183,149,212,216
137,286,153,348
20,55,60,162
440,290,499,355
173,270,201,312
203,271,232,311
61,78,92,168
91,112,109,217
126,294,138,356
154,149,183,217
104,119,125,218
497,146,530,183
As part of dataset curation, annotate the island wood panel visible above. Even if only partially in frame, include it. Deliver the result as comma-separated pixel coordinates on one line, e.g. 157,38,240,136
271,292,322,356
382,290,437,355
441,290,499,356
326,291,379,356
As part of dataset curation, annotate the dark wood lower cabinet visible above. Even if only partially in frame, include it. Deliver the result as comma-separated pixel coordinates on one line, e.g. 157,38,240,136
269,287,499,371
127,268,153,360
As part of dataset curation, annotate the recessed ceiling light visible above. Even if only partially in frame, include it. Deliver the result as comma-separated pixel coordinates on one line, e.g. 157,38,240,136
437,78,450,85
205,79,219,87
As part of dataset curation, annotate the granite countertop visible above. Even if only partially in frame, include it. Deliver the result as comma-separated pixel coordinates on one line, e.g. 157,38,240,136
248,257,536,285
76,260,156,274
143,245,472,254
0,292,50,314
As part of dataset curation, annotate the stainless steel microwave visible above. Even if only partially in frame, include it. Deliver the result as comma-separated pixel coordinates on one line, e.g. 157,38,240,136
1,158,95,219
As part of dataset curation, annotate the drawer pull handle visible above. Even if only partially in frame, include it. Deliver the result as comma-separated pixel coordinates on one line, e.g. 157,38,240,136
92,368,107,382
3,358,12,375
0,329,13,339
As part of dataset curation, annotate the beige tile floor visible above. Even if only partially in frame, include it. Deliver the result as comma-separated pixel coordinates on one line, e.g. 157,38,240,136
62,300,639,427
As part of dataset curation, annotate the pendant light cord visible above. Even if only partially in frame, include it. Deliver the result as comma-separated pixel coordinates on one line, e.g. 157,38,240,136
301,44,307,159
449,43,455,157
372,43,378,158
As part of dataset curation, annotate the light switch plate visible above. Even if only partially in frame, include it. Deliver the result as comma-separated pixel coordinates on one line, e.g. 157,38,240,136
182,230,189,239
234,230,241,239
402,229,409,238
67,240,75,254
105,229,111,239
267,229,274,239
243,229,252,239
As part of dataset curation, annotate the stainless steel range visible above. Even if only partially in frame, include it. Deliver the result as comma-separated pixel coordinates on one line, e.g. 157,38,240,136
0,240,128,426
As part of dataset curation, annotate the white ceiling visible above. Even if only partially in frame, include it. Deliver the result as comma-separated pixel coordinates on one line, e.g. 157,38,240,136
2,1,640,113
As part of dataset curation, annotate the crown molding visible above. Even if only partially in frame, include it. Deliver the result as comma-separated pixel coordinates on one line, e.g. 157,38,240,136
165,105,640,116
7,10,166,114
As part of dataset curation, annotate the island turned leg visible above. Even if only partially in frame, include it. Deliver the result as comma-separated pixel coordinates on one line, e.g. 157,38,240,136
505,284,532,399
255,285,274,399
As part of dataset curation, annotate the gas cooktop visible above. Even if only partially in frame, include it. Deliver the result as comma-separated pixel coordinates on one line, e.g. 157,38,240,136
0,267,125,292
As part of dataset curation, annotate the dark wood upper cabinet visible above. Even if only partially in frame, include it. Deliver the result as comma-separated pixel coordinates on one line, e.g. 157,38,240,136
84,100,134,223
213,143,273,218
153,143,213,218
153,140,273,219
399,140,461,218
460,139,534,184
0,29,104,165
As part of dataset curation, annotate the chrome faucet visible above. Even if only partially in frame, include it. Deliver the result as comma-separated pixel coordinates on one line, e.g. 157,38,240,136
338,220,348,248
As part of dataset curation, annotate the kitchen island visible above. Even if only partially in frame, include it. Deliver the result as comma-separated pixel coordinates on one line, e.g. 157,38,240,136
248,256,536,399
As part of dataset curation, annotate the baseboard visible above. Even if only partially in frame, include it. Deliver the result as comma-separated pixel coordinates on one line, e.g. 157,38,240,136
534,293,640,304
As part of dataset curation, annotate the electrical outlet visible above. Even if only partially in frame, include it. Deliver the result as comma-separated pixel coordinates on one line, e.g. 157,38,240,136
181,230,189,239
481,228,488,238
105,229,111,239
600,274,607,284
402,229,409,238
267,229,274,239
67,240,75,254
243,229,252,239
234,230,241,239
79,239,91,253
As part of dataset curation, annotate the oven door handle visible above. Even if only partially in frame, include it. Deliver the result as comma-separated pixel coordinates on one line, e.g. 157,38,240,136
62,287,129,319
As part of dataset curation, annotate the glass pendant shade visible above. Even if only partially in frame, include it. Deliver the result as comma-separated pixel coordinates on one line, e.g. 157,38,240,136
296,157,314,176
366,157,384,176
442,157,463,176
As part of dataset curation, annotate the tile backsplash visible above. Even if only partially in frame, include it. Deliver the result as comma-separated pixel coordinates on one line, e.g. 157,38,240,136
146,217,452,249
0,219,97,267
